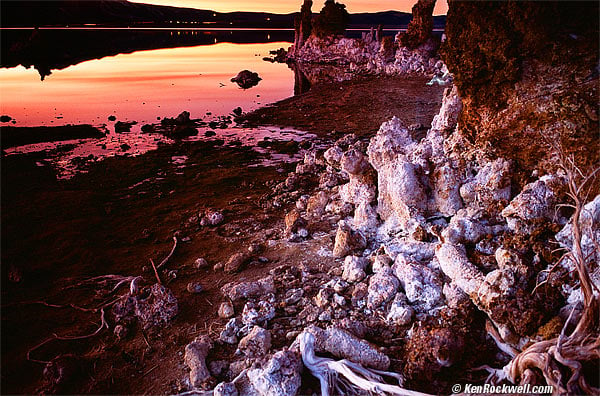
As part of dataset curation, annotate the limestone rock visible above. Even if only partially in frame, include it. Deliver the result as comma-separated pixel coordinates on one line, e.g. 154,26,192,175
386,293,414,325
398,0,437,49
342,255,368,283
306,191,329,218
501,174,567,234
132,284,178,330
367,267,400,308
341,148,369,175
242,300,276,326
238,326,272,357
367,117,415,170
194,257,209,269
555,194,600,270
373,157,427,232
224,252,249,274
184,335,213,387
432,163,463,216
324,145,343,167
393,256,444,310
441,211,489,244
459,159,511,209
246,350,302,396
221,276,276,301
220,318,242,345
304,325,390,370
333,221,366,257
430,85,462,134
218,301,235,319
187,282,203,294
435,243,485,298
214,382,238,396
338,175,376,206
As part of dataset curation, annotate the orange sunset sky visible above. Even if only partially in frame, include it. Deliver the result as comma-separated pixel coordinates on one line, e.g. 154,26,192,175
130,0,449,15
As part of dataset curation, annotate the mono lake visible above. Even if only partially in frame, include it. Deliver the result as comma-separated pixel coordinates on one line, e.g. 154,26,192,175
0,29,297,127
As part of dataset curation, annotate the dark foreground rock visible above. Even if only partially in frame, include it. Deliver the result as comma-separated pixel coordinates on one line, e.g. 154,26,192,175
1,125,105,148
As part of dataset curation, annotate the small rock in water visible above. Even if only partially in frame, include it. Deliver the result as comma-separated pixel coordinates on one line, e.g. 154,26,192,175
205,130,217,137
230,70,262,89
232,107,243,116
107,115,116,121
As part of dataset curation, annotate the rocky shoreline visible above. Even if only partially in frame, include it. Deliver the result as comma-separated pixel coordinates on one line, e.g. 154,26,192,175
2,0,598,395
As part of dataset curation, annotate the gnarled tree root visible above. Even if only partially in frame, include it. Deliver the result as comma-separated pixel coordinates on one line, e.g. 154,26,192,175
299,332,431,396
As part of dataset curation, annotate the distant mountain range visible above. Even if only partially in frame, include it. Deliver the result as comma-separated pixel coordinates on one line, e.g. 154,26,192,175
1,0,446,29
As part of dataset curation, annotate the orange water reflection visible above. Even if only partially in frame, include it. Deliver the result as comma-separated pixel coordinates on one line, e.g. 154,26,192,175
0,41,294,126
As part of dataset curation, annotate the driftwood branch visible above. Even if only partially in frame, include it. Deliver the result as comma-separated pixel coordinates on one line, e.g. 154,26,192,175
157,236,178,270
299,332,431,396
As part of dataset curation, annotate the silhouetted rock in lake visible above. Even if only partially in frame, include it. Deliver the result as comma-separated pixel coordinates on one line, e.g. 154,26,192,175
114,121,136,133
231,70,262,89
1,115,13,123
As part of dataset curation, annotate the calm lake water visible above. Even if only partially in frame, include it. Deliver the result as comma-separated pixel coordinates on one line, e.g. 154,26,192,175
0,29,296,126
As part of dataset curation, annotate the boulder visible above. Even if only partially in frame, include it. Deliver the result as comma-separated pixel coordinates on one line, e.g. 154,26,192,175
238,326,272,357
342,255,368,283
304,325,390,370
367,267,400,308
221,276,276,301
501,175,567,234
333,221,366,257
393,256,444,310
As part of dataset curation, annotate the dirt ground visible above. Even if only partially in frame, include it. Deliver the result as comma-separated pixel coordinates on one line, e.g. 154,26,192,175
1,75,444,394
241,74,445,137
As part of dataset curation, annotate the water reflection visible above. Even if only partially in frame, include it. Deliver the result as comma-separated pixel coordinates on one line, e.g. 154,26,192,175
1,28,294,80
0,39,294,126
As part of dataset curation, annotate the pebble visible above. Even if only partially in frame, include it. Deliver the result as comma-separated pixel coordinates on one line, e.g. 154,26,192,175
333,293,346,306
194,257,209,269
113,324,128,340
218,301,235,319
187,282,203,294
